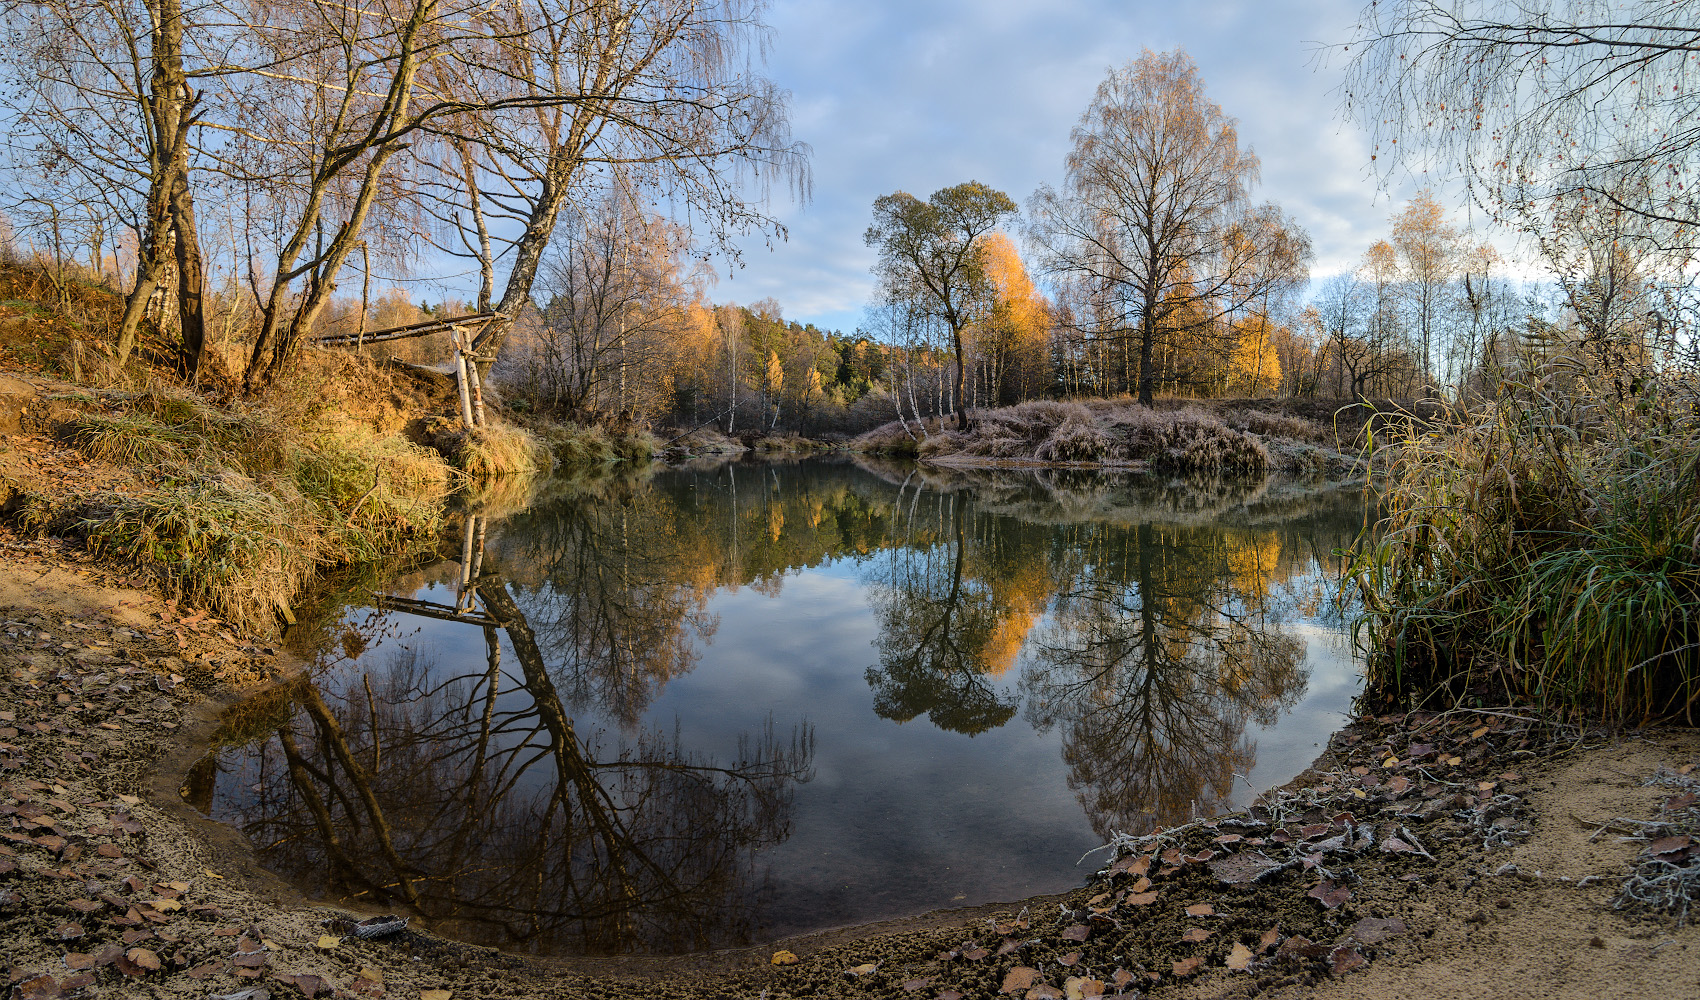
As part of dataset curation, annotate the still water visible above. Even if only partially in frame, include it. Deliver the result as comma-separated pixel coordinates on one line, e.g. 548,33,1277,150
189,457,1368,956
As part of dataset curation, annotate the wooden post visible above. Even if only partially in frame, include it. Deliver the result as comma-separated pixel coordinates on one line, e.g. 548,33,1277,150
456,326,487,427
453,329,475,428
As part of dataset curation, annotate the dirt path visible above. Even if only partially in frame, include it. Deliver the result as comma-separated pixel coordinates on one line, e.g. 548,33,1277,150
2,524,1699,1000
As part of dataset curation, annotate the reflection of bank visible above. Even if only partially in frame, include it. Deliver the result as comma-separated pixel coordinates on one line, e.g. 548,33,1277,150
191,515,814,955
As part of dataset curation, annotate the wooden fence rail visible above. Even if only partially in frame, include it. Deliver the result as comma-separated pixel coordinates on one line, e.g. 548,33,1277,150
313,311,505,348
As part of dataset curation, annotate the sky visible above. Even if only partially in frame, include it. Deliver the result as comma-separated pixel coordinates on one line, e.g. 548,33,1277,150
709,0,1469,335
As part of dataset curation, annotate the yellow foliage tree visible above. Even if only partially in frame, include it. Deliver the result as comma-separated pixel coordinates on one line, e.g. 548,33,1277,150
973,233,1051,404
1226,315,1281,396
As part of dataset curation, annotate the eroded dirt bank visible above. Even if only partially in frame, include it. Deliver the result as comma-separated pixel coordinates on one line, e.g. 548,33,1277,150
3,526,1699,1000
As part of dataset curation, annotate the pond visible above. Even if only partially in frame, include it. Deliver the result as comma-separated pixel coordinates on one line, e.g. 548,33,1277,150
185,457,1369,957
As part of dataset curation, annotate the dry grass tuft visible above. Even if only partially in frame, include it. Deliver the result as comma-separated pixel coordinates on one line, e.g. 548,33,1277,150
849,421,922,457
456,421,552,481
1351,372,1700,721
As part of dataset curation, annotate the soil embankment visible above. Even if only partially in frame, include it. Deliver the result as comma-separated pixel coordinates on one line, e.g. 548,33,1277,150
3,524,1699,999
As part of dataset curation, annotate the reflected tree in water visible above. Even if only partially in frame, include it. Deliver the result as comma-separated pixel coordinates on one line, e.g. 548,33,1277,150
492,483,719,727
864,489,1018,735
215,550,812,955
1021,522,1307,839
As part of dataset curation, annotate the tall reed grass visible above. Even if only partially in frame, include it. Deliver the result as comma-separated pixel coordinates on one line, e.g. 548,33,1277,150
1350,372,1700,721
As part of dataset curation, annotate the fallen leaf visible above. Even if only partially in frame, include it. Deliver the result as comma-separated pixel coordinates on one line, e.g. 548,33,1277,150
118,795,140,805
770,950,798,966
844,963,878,977
900,977,930,992
1209,851,1283,885
1351,916,1409,945
143,898,181,912
1057,951,1081,967
1382,756,1399,768
1025,986,1063,1000
1259,925,1283,952
1126,890,1159,905
1225,942,1255,971
1062,976,1105,999
13,975,56,1000
1647,835,1694,858
315,935,342,950
1172,956,1202,976
277,975,330,998
1471,726,1489,738
202,868,225,879
1061,924,1090,943
125,947,160,971
963,947,991,961
55,922,84,940
1185,903,1215,917
1307,879,1352,910
420,992,452,1000
1001,966,1041,993
1180,927,1211,944
1112,853,1150,877
1444,755,1462,766
1329,944,1367,976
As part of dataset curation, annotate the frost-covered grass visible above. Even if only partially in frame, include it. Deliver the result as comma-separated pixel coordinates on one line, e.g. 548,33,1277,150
854,399,1273,474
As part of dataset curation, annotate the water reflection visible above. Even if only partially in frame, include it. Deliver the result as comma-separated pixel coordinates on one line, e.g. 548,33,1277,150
202,459,1366,955
866,491,1018,734
203,544,813,954
1022,522,1306,839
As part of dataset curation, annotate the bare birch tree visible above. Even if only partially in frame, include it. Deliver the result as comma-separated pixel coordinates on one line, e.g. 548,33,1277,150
1028,49,1307,406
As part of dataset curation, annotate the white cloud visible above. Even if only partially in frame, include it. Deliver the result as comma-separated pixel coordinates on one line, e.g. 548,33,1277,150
720,0,1512,332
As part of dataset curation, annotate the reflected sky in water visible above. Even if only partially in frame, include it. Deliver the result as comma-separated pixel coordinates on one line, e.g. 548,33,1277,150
196,458,1367,955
